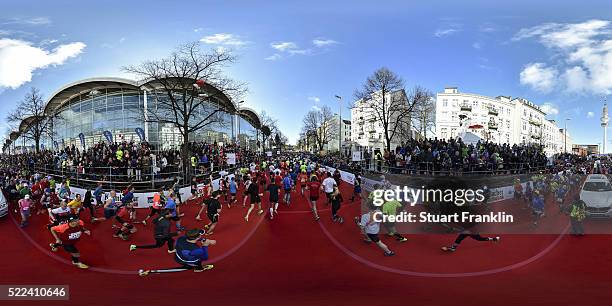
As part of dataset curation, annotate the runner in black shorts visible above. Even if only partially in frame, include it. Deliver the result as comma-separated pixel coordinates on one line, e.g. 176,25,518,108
306,176,322,221
49,215,92,269
204,191,221,234
245,177,264,222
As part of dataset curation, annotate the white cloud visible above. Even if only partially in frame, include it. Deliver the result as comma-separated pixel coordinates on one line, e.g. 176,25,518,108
587,111,595,118
271,41,297,51
540,103,559,115
308,96,321,103
200,33,247,46
514,19,612,94
434,28,459,37
472,42,482,49
119,37,126,43
0,38,86,89
313,39,338,47
311,105,321,111
264,53,282,61
519,63,558,93
267,41,312,59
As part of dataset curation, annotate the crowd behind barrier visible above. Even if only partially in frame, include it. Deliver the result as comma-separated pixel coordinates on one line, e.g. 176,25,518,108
316,138,585,176
1,140,261,191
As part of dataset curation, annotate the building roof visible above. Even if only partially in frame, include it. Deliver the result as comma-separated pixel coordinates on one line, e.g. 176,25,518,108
238,107,262,129
44,77,139,115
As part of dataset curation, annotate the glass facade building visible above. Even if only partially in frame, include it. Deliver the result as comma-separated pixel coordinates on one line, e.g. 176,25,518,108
8,78,261,153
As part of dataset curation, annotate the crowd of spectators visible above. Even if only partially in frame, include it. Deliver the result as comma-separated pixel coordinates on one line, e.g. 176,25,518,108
0,140,257,184
320,138,551,176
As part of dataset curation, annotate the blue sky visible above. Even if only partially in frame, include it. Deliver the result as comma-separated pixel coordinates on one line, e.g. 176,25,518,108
1,0,611,148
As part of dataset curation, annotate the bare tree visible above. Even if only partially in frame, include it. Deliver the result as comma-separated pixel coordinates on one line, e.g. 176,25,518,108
353,67,414,153
123,42,246,178
7,87,48,153
409,86,435,140
259,110,279,150
301,105,337,152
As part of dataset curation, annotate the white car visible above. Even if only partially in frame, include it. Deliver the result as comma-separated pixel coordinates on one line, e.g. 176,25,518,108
0,191,8,218
580,174,612,217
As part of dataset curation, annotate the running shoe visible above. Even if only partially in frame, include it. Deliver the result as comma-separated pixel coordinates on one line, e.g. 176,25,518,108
73,262,89,269
49,243,58,252
194,265,214,272
130,245,137,251
397,237,408,242
138,269,150,276
257,209,264,215
441,246,456,252
167,249,176,254
384,251,395,257
141,220,147,226
492,236,501,242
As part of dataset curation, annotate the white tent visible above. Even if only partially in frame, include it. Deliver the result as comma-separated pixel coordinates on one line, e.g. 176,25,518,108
457,131,482,146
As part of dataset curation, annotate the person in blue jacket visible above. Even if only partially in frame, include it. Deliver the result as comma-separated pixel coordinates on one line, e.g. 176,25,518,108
532,191,545,227
282,172,293,206
138,229,215,276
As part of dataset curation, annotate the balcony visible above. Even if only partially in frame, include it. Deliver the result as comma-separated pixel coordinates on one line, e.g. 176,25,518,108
528,118,541,126
488,122,498,130
488,108,498,116
460,104,472,111
531,134,541,140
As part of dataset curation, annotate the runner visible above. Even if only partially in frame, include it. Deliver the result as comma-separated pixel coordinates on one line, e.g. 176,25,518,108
299,170,308,197
350,174,362,202
244,177,264,222
142,187,166,225
82,189,96,221
203,191,222,234
18,194,32,227
67,193,83,215
91,190,119,224
282,172,292,206
441,230,500,252
49,215,92,269
113,201,137,240
322,172,337,206
165,192,185,232
355,204,395,256
306,176,321,221
330,187,344,223
242,175,252,208
267,179,281,220
138,229,215,276
228,177,238,208
131,209,177,253
47,200,71,229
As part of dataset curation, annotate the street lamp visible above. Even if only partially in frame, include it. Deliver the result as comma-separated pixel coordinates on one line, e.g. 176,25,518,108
564,118,571,153
335,95,342,155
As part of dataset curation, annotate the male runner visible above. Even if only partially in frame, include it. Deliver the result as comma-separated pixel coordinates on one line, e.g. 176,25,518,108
138,229,215,276
203,191,222,234
142,187,166,225
267,180,281,220
113,202,137,240
306,176,321,221
245,177,264,222
282,172,292,206
49,215,92,269
356,204,395,256
131,209,177,253
228,177,238,208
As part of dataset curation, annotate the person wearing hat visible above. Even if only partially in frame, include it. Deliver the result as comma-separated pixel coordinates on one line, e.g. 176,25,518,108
137,228,215,276
18,194,32,227
49,215,91,269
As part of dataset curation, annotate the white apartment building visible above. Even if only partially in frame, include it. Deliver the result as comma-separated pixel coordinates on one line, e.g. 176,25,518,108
350,89,417,153
435,87,571,156
322,114,352,155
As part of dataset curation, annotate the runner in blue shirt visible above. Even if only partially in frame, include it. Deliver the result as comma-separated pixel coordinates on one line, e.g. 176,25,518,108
165,193,185,232
228,177,238,208
282,173,292,206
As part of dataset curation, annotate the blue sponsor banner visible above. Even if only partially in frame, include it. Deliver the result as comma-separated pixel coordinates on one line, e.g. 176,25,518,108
78,133,85,148
135,127,145,141
103,130,113,143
